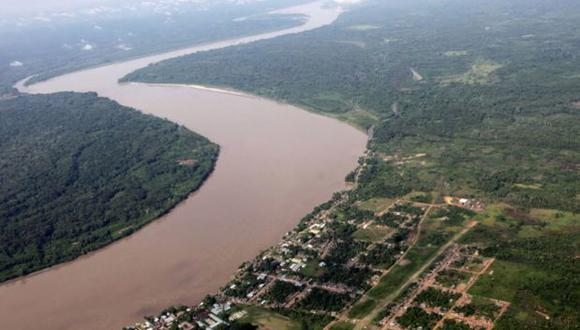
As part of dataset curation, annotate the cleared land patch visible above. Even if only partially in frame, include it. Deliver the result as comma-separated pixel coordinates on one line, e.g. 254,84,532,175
358,198,396,212
410,68,424,81
513,183,542,190
239,306,295,330
334,106,379,131
353,225,392,242
440,60,503,85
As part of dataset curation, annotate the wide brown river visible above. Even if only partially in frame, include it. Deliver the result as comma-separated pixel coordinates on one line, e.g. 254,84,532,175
3,2,366,329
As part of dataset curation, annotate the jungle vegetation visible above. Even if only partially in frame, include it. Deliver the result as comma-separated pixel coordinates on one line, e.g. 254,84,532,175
122,0,579,327
0,92,218,282
124,0,580,213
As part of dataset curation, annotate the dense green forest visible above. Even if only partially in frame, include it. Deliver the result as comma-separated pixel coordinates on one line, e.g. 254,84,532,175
124,0,580,213
122,0,579,328
0,93,218,282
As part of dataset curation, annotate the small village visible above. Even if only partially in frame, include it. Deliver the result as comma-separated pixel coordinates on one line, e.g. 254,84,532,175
125,182,497,330
376,245,510,330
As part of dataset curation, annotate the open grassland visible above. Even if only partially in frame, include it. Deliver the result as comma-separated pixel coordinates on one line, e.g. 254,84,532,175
239,306,332,330
353,226,392,243
348,298,378,319
440,60,503,85
357,198,396,213
241,306,296,330
461,204,579,329
330,321,355,330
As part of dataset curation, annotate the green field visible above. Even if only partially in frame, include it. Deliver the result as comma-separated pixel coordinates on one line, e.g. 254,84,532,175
462,205,579,328
239,306,333,330
440,59,503,85
353,226,392,242
357,198,395,212
240,307,296,330
330,321,355,330
348,298,377,319
368,209,470,299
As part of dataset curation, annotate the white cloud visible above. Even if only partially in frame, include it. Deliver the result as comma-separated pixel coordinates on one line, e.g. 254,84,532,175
116,44,133,51
9,61,23,67
82,44,94,51
57,12,76,18
33,16,51,22
93,24,103,30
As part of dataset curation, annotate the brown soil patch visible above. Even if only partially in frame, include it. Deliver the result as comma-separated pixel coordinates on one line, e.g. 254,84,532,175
456,283,468,292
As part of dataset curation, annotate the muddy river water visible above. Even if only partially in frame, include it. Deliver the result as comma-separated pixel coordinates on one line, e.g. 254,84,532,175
2,2,366,329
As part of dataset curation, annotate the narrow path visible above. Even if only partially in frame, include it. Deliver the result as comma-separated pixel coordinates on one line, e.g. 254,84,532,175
324,204,432,330
432,257,497,330
359,220,476,330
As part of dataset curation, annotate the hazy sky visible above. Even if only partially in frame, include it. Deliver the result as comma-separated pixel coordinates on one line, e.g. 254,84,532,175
0,0,273,18
0,0,213,21
0,0,110,9
0,0,119,15
0,0,358,23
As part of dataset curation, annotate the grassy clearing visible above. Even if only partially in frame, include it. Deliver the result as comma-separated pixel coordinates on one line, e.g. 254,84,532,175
302,91,351,114
529,208,579,230
404,191,434,204
367,247,429,299
468,260,565,328
335,107,380,130
455,295,502,321
461,204,579,328
330,321,355,330
348,298,377,319
353,226,392,242
513,183,542,190
358,198,395,212
441,59,503,85
302,260,326,278
241,306,296,330
469,260,550,302
240,305,332,330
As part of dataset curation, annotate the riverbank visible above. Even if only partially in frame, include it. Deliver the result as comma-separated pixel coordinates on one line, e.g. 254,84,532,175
0,2,366,329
